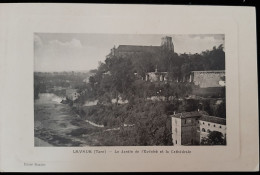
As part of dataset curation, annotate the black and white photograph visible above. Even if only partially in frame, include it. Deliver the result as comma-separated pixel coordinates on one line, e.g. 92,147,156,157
1,3,258,172
34,33,226,147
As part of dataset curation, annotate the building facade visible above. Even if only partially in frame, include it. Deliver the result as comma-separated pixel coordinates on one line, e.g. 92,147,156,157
171,111,226,146
189,70,225,97
189,70,225,88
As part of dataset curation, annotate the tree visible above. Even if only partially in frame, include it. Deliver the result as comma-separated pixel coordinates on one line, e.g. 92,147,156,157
132,53,155,77
215,100,226,118
108,57,135,104
201,131,226,145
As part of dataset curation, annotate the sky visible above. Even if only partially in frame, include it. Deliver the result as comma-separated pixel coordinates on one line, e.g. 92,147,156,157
34,33,224,72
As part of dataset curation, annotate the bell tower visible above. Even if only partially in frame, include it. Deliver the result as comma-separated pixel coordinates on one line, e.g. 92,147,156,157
161,36,174,52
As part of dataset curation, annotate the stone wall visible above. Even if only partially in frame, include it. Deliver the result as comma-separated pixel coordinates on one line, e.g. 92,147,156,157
191,71,225,88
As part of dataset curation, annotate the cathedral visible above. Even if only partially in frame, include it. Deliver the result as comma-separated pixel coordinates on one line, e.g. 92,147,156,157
109,36,174,57
108,36,225,95
106,36,226,145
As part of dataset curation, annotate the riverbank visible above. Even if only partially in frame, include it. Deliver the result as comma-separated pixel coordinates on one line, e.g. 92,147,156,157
34,93,173,146
35,93,98,146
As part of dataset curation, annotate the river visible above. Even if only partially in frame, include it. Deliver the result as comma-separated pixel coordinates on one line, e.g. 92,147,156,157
34,93,99,147
34,93,134,147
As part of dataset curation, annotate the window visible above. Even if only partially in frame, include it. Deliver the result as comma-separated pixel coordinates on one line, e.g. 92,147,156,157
202,128,206,132
220,125,222,128
208,123,210,126
175,128,177,133
214,125,216,127
207,129,211,133
176,140,177,144
198,121,199,124
203,122,205,125
184,119,186,124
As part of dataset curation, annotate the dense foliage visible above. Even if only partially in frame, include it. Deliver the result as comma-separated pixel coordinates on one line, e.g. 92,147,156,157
80,45,225,104
81,100,172,145
201,131,226,145
34,71,90,99
34,44,226,146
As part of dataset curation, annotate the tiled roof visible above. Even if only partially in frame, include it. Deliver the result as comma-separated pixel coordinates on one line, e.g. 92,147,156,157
172,111,226,125
172,111,208,119
200,115,226,125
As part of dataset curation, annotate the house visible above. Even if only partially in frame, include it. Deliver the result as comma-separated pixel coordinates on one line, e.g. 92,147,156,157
171,111,226,145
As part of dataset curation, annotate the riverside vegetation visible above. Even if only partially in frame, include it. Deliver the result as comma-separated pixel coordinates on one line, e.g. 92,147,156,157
34,45,225,146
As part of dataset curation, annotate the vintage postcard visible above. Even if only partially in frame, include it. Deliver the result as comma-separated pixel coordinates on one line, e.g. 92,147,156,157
0,3,258,172
34,33,226,147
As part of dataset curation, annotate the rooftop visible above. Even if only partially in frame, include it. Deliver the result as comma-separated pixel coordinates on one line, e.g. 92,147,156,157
117,45,161,53
171,111,226,125
200,115,226,125
172,111,209,119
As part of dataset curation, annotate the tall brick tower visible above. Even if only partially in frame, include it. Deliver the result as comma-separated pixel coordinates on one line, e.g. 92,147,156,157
161,36,174,52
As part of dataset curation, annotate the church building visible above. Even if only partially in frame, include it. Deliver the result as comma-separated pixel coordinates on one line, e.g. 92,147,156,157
109,36,174,57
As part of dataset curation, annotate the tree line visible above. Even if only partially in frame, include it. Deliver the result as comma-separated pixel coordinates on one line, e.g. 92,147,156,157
80,44,225,105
